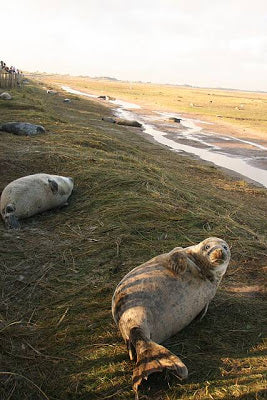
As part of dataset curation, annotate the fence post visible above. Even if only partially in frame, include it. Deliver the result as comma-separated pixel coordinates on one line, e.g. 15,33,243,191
0,72,22,89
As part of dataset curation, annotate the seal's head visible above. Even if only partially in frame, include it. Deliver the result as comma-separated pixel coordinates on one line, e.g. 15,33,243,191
190,237,231,281
48,176,74,196
200,237,230,265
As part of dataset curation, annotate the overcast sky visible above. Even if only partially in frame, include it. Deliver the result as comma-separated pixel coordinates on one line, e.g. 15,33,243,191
1,0,267,91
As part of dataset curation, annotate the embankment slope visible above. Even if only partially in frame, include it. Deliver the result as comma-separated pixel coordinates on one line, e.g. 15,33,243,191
0,81,266,399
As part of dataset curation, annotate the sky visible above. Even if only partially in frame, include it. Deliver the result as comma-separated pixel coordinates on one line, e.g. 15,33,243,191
1,0,267,91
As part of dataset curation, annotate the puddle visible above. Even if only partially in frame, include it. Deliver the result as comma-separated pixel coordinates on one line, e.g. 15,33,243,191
62,86,267,188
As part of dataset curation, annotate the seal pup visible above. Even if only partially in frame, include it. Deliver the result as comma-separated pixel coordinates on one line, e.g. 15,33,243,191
112,237,231,394
1,173,74,228
0,92,12,100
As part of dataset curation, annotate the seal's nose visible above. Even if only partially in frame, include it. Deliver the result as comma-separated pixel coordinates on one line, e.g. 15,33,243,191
213,248,223,260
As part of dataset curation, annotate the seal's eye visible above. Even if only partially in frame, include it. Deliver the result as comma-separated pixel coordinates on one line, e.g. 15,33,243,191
222,245,228,251
205,244,210,250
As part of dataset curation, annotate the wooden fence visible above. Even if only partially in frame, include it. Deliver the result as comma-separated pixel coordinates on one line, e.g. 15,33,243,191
0,72,23,89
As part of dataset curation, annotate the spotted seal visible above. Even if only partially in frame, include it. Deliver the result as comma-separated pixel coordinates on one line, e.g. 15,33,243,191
112,237,231,394
1,173,74,228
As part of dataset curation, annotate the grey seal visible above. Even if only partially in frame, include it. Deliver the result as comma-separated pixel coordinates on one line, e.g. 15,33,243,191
0,122,45,136
1,173,74,228
116,119,142,128
112,237,231,394
0,92,12,100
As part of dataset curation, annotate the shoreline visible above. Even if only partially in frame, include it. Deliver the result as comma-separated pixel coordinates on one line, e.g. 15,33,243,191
36,74,267,141
59,81,267,144
61,84,267,189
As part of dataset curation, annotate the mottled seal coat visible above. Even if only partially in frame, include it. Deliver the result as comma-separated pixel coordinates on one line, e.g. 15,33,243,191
112,237,231,394
0,122,45,136
0,173,74,228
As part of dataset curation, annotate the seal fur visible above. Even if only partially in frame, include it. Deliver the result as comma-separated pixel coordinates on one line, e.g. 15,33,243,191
112,237,231,394
0,173,74,228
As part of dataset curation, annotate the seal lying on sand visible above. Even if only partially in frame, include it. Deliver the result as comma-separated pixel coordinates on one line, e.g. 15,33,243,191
112,237,231,394
116,119,142,128
1,173,74,228
102,117,142,128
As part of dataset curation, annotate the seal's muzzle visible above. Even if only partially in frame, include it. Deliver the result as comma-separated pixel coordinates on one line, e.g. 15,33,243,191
208,246,226,264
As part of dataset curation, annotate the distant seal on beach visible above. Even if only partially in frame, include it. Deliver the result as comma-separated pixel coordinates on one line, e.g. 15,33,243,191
169,117,181,123
116,119,142,128
102,117,116,123
0,122,45,136
0,173,74,228
101,117,142,127
112,237,231,394
98,95,116,101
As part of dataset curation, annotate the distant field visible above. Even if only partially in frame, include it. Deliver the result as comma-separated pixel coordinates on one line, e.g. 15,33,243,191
36,74,267,136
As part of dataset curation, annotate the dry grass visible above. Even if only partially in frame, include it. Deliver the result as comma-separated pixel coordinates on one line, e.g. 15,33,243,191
0,81,266,399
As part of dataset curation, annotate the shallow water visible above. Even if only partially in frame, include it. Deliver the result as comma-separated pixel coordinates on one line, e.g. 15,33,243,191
62,86,267,188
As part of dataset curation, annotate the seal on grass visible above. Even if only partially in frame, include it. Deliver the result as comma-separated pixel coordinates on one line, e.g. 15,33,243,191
0,92,12,100
1,173,74,228
112,237,231,394
0,122,45,136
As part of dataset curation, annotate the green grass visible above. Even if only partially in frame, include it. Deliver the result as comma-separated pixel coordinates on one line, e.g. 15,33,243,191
0,81,266,399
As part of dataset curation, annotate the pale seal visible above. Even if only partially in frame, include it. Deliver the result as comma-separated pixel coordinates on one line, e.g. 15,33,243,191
0,92,12,100
0,173,74,228
112,237,231,394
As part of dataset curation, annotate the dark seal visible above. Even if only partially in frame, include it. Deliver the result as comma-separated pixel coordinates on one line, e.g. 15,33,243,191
0,122,45,136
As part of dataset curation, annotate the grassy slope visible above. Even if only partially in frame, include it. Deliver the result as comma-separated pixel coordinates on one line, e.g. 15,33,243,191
0,81,266,400
38,74,267,136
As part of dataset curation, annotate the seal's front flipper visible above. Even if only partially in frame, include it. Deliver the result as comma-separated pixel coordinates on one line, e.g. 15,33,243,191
48,178,58,194
5,213,20,229
165,250,189,275
126,339,136,361
130,328,188,394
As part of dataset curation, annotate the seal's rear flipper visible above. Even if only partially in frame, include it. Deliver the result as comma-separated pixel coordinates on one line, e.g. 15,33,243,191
5,214,20,229
130,328,188,394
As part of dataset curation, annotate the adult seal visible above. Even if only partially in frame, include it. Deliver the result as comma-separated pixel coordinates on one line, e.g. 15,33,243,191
112,237,231,394
0,122,45,136
1,173,74,228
